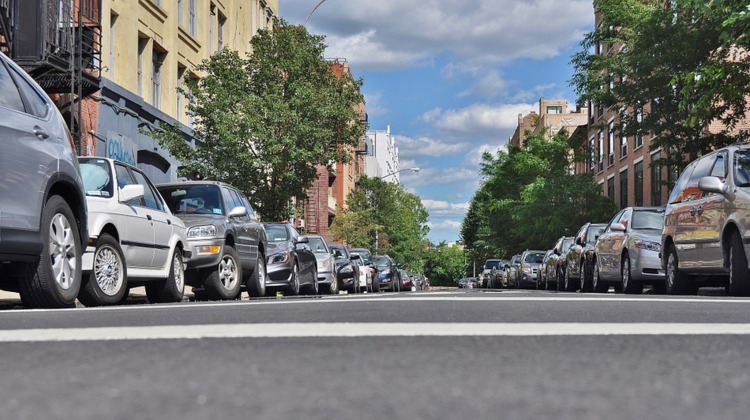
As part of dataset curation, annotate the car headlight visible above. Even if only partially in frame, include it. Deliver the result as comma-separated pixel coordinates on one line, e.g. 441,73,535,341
341,265,353,274
188,225,217,239
270,252,290,264
523,267,531,273
634,241,660,251
317,259,330,270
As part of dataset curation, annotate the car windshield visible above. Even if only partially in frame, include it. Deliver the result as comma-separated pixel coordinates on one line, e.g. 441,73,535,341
735,150,750,187
562,237,574,251
484,260,501,269
330,246,348,260
308,237,328,253
352,249,372,263
265,225,289,242
374,257,390,268
158,184,225,215
631,210,664,230
79,158,113,198
524,253,544,263
586,225,606,243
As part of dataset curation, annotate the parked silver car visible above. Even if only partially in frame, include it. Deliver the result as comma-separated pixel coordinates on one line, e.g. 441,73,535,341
0,53,88,308
77,158,191,305
516,250,545,289
307,235,338,294
593,207,666,294
662,144,750,296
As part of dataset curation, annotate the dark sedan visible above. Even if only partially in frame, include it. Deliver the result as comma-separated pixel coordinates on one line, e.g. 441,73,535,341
374,255,401,292
328,244,358,293
264,223,318,296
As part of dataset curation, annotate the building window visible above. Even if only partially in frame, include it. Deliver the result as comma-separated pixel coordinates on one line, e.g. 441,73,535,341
621,119,628,158
635,161,644,206
546,105,562,115
607,177,615,199
178,0,183,26
189,0,197,36
620,169,629,208
151,49,164,108
137,37,147,97
598,130,604,172
177,66,185,123
608,122,615,166
589,137,595,174
218,14,225,50
651,153,662,206
109,14,117,80
636,107,644,148
209,4,215,54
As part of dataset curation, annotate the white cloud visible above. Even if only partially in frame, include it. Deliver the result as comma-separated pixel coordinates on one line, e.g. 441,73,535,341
425,102,535,141
363,91,388,117
395,134,471,159
427,220,463,230
462,143,509,167
400,166,477,189
460,70,513,99
423,200,470,217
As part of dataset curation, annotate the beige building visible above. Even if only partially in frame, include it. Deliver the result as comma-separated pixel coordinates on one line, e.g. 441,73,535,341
88,0,277,182
509,98,588,147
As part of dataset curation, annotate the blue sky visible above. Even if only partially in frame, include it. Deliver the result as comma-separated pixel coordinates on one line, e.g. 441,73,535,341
280,0,595,243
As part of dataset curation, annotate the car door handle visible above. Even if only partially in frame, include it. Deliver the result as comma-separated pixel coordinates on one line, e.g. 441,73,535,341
167,219,171,225
147,214,152,221
689,206,697,216
33,126,49,140
696,205,703,215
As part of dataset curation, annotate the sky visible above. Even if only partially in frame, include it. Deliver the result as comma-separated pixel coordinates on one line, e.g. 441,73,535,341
279,0,595,244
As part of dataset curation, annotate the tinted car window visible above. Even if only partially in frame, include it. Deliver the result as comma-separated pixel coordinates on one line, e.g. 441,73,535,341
159,184,224,215
710,154,726,179
9,64,48,118
80,158,114,198
524,253,544,263
0,61,25,112
265,224,289,242
308,237,328,253
632,209,664,230
374,256,391,268
735,151,750,187
484,260,501,269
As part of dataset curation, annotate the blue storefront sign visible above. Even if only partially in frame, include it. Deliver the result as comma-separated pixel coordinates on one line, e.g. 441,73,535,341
106,132,137,166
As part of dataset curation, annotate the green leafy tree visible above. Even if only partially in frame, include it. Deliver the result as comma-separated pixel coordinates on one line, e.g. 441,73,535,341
423,244,467,286
146,19,366,221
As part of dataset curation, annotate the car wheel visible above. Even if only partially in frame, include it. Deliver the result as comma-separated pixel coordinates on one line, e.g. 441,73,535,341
592,262,608,293
621,254,643,294
665,245,697,295
203,245,242,300
285,263,300,296
581,261,594,292
16,196,82,308
305,268,319,295
78,233,128,306
557,267,565,291
372,276,380,293
246,253,267,298
327,272,339,294
728,232,750,296
146,250,185,303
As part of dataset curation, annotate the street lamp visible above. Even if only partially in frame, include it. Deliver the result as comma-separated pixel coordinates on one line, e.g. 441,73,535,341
304,0,328,26
378,167,420,181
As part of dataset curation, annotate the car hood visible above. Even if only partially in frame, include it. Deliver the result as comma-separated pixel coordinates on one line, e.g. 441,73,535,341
268,241,292,254
173,213,226,228
630,231,662,243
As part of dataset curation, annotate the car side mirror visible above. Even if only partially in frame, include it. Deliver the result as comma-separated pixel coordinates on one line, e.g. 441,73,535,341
228,206,248,218
610,222,626,232
698,176,728,195
575,237,583,246
119,184,144,203
295,236,309,244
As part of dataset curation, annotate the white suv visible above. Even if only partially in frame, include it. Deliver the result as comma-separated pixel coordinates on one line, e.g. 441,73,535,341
661,144,750,296
78,157,191,305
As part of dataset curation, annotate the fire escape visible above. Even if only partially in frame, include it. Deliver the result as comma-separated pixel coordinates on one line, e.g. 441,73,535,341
0,0,101,154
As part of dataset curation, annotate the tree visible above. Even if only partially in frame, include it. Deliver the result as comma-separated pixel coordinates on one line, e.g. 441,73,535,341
146,19,366,221
570,0,749,173
423,244,466,286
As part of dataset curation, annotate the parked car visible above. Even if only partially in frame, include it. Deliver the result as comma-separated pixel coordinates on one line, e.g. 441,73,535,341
594,206,666,294
481,259,505,288
374,254,401,292
548,236,575,291
0,53,88,308
399,269,413,290
351,250,378,293
264,223,317,295
516,250,545,289
458,277,477,289
329,244,358,293
662,144,750,296
307,235,338,294
538,250,555,290
565,222,607,292
350,253,376,293
506,255,521,288
157,181,267,299
349,247,374,267
77,157,191,305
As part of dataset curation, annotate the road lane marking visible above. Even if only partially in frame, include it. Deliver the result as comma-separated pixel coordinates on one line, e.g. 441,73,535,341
4,323,750,342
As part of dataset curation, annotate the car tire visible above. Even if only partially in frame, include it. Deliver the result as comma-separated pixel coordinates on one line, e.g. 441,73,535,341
327,272,339,294
665,245,698,295
78,233,128,306
203,245,242,300
372,276,380,293
246,253,267,298
622,254,643,294
557,267,565,291
564,265,575,292
593,262,609,293
285,262,300,296
728,232,750,296
581,261,594,292
17,195,82,308
146,250,186,303
305,268,319,295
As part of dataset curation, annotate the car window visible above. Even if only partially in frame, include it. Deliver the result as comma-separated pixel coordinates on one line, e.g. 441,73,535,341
586,226,605,244
265,224,289,242
115,164,141,206
606,210,625,231
734,150,750,188
710,153,726,180
618,209,631,230
680,155,715,202
222,187,240,213
239,194,258,220
562,237,574,251
131,170,163,211
374,257,390,268
631,209,664,230
668,161,695,204
484,260,500,269
524,253,544,263
8,63,48,118
158,184,224,215
308,237,328,253
0,60,25,112
79,158,113,198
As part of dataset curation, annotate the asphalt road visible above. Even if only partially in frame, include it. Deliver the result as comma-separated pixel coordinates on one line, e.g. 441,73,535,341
1,288,750,419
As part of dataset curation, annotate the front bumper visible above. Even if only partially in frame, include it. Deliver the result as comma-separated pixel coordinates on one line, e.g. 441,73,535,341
185,238,225,270
266,259,294,287
630,250,665,282
317,270,334,285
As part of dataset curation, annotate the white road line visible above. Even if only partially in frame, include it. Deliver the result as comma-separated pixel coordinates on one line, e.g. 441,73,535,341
3,323,750,342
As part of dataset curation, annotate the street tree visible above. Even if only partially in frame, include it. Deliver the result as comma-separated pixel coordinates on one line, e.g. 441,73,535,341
146,19,366,221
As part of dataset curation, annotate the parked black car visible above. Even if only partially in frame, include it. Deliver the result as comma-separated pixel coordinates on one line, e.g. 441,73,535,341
0,53,88,308
264,223,318,296
157,181,267,300
374,254,401,292
329,244,358,293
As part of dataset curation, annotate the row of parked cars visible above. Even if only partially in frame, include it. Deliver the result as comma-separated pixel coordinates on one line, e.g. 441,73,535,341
0,53,425,308
480,143,750,297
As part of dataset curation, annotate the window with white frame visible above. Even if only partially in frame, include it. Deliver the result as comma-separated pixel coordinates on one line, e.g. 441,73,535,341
608,121,615,166
621,114,628,158
151,48,164,109
218,14,225,50
209,4,215,54
636,107,644,148
189,0,197,36
598,130,604,173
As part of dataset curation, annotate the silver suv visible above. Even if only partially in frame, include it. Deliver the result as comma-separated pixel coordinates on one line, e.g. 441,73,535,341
661,144,750,296
0,53,88,308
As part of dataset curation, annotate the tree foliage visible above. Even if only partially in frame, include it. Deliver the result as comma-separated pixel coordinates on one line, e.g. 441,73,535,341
423,244,466,286
332,176,429,271
462,130,617,263
146,19,366,221
570,0,750,171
